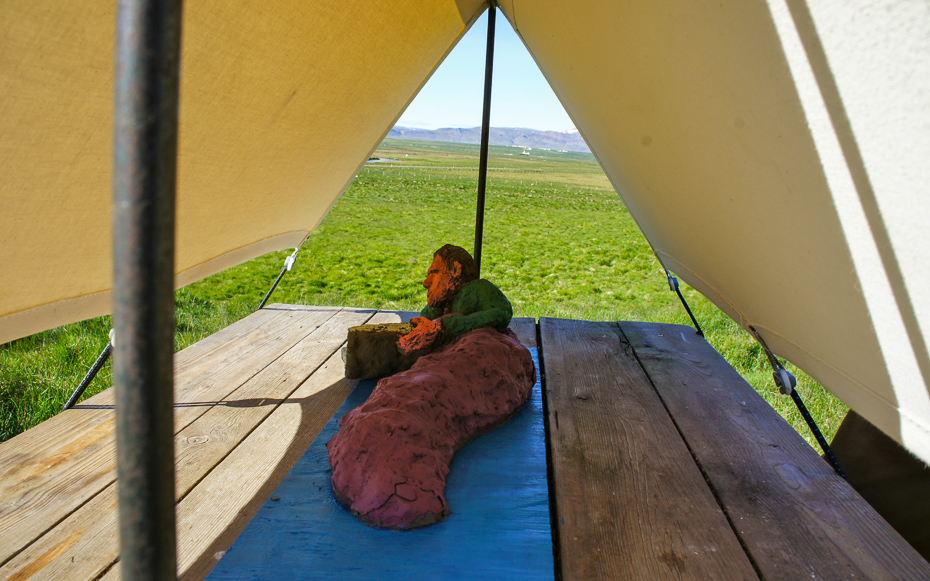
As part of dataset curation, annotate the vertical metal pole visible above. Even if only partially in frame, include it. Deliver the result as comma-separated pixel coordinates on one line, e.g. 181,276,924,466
474,4,496,275
113,0,182,578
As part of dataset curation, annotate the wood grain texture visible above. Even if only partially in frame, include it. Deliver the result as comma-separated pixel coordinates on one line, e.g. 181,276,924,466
172,308,375,495
620,321,930,580
103,310,414,581
171,351,359,581
14,309,923,580
371,310,419,325
0,306,363,578
539,318,757,580
0,306,341,566
509,317,538,349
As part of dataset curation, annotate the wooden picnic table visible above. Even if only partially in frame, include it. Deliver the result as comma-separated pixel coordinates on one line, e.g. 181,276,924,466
1,304,927,580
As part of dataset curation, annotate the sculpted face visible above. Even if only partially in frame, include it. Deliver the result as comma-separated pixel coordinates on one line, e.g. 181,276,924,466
423,254,462,309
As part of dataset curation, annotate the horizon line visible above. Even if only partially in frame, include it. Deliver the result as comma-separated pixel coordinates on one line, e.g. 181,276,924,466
391,125,580,134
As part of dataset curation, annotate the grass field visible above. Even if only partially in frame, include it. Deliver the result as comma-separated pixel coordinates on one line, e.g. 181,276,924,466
0,138,847,446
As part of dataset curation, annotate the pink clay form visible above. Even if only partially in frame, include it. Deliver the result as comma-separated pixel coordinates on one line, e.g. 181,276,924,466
327,327,535,530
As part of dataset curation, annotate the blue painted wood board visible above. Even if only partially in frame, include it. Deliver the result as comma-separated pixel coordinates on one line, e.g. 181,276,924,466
207,348,554,580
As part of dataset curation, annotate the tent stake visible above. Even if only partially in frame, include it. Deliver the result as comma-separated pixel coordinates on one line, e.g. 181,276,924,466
666,270,704,336
112,0,182,578
258,248,300,310
474,3,496,275
748,326,846,479
62,341,112,411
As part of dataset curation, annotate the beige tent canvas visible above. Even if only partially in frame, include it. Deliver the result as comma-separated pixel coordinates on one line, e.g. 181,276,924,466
2,0,928,468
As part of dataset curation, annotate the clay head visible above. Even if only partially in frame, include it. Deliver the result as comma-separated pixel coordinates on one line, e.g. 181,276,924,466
424,245,479,309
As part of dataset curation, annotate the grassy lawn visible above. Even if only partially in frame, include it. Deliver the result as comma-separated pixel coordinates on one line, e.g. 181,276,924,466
0,138,847,445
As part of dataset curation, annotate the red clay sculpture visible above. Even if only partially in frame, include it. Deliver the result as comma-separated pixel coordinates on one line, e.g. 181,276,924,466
327,245,536,529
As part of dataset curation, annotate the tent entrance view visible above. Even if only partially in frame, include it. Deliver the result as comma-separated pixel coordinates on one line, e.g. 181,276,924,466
4,1,927,469
2,0,929,578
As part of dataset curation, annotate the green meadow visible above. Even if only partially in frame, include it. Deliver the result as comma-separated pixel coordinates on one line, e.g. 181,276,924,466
0,138,847,445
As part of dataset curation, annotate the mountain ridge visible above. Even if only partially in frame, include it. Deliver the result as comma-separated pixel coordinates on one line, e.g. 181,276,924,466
388,126,590,153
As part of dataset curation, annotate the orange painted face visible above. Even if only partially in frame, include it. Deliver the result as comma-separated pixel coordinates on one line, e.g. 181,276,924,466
423,254,460,309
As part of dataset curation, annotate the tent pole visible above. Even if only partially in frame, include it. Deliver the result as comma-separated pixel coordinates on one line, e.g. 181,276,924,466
474,3,496,275
112,0,182,578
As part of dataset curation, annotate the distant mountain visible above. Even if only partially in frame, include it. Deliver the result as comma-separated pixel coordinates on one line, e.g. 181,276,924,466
388,126,590,153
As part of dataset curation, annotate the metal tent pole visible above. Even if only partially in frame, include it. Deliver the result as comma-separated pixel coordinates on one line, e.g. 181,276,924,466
112,0,182,578
474,3,496,275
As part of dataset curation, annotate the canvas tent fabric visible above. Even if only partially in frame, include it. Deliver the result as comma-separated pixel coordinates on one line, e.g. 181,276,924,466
0,0,485,344
495,0,930,465
1,0,929,465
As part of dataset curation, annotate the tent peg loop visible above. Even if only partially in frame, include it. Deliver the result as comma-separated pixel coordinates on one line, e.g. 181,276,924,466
748,325,796,395
774,366,797,397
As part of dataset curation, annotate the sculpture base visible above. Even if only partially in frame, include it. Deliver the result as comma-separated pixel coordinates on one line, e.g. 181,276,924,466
343,322,416,379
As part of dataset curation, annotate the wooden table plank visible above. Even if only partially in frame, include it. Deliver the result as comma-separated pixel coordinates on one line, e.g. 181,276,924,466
509,317,538,349
172,308,376,497
173,350,359,581
0,306,372,580
105,309,415,581
0,305,342,567
0,309,329,502
15,309,922,581
620,321,930,580
539,318,757,580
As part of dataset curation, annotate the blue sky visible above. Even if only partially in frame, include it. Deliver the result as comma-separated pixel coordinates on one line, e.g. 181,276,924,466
396,11,576,133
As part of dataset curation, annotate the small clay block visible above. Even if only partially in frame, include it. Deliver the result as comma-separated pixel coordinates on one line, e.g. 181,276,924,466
344,322,417,379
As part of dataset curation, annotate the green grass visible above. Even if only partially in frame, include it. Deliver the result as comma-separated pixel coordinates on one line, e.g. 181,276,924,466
0,138,847,445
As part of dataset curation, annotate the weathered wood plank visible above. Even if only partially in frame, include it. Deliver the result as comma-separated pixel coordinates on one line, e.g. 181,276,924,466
0,305,342,567
105,310,416,581
174,352,362,580
0,306,342,567
0,305,325,502
540,317,757,580
509,317,537,349
0,306,369,579
172,308,376,496
620,321,930,580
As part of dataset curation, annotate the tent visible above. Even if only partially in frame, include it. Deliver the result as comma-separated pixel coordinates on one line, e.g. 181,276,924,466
2,0,928,471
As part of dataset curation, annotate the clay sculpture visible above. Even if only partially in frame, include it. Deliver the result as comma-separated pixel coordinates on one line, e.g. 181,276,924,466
327,245,535,529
